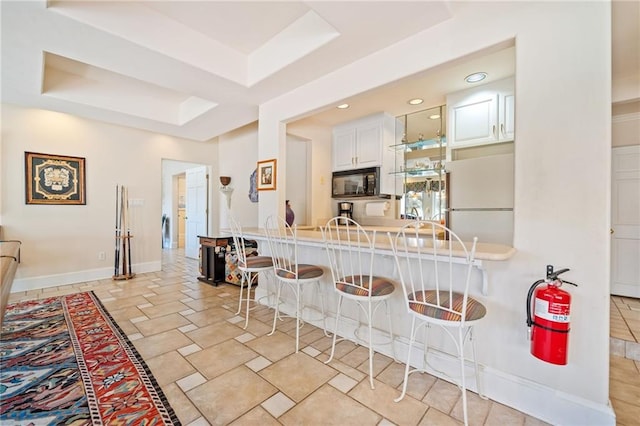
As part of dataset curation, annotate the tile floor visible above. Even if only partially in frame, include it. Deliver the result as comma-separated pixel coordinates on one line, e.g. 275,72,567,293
7,249,640,425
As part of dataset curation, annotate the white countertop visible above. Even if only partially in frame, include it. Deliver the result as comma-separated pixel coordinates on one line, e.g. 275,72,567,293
238,226,516,262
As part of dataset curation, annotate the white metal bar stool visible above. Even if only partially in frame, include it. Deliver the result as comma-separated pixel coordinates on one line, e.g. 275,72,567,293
264,215,329,352
388,221,485,426
228,215,274,329
322,217,398,389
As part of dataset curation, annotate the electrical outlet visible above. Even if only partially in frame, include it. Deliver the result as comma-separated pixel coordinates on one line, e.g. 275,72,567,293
98,251,106,261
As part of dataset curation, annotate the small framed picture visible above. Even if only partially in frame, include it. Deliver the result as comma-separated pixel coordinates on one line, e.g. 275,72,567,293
25,152,86,205
257,159,277,191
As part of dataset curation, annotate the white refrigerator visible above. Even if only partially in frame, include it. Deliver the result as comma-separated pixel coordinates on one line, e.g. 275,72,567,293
447,153,514,245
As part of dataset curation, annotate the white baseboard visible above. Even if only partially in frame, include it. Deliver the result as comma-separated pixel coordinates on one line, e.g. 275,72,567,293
11,261,162,293
255,287,616,426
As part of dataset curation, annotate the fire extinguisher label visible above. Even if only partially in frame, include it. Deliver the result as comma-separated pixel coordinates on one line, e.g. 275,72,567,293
534,298,570,322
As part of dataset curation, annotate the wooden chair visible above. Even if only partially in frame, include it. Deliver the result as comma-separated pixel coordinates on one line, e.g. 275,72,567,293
388,221,485,426
228,215,273,329
264,215,328,352
322,217,397,389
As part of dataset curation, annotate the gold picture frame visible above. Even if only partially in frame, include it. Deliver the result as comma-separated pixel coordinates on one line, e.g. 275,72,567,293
257,158,277,191
25,152,86,205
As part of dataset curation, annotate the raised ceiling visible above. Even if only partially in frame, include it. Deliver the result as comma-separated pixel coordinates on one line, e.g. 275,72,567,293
1,1,638,142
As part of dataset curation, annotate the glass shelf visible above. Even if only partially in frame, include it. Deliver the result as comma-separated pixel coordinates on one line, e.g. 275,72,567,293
390,167,445,177
390,136,447,151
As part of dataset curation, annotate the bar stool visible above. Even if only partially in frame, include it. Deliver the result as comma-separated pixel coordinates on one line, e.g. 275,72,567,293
321,217,397,389
264,215,328,353
228,215,273,329
388,220,485,426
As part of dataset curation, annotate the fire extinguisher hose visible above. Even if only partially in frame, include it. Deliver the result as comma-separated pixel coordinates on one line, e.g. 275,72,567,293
526,279,545,328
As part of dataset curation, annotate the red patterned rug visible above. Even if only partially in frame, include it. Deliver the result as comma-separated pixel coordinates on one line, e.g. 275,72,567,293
0,291,180,425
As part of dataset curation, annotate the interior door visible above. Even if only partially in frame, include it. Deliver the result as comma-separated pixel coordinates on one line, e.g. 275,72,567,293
611,145,640,297
185,166,208,259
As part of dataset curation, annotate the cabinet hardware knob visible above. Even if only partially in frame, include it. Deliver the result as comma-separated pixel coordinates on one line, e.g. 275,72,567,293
610,228,614,235
501,123,505,137
492,125,497,137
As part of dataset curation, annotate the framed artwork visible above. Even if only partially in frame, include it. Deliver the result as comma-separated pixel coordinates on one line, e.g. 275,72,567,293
25,152,86,205
257,159,277,191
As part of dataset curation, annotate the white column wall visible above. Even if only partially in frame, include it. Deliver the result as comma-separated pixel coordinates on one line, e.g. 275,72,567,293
258,2,611,424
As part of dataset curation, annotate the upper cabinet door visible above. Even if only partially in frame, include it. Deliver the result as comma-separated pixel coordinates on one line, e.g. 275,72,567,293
333,127,357,171
450,92,499,146
447,77,515,150
354,120,383,168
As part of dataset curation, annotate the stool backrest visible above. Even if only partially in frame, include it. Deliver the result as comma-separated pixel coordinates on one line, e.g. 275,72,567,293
388,221,478,325
322,217,376,298
264,215,298,279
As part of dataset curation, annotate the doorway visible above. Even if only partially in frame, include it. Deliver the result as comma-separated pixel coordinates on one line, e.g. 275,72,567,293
161,160,211,261
611,145,640,298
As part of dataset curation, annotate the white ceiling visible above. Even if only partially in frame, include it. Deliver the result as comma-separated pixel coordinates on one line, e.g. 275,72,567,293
1,1,638,142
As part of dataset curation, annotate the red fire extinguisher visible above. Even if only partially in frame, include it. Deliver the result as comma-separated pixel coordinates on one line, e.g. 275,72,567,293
526,265,578,365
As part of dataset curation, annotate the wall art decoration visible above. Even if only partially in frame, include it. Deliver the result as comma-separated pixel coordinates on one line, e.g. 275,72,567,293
248,168,259,202
25,152,86,205
257,159,277,191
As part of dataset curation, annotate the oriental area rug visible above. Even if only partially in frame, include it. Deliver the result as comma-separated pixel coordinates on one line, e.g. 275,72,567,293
0,291,180,425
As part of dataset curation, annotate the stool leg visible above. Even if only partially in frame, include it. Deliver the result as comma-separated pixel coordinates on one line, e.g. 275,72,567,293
236,272,246,315
269,281,283,337
325,294,343,364
395,315,417,403
243,272,253,329
458,327,469,426
367,299,375,389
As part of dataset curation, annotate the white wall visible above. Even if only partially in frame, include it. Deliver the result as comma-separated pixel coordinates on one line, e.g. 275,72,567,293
217,122,261,230
258,2,612,424
2,104,218,290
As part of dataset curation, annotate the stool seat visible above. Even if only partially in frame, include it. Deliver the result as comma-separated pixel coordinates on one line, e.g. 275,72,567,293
337,275,396,298
408,290,486,322
241,255,273,270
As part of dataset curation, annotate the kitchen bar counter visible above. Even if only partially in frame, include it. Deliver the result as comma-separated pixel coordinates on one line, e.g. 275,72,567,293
238,226,515,295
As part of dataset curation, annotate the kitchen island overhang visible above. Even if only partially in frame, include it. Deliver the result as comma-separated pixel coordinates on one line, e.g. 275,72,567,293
238,226,516,296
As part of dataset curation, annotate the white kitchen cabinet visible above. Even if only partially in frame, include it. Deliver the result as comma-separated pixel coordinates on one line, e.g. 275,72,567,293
332,112,397,195
447,76,514,150
332,113,390,171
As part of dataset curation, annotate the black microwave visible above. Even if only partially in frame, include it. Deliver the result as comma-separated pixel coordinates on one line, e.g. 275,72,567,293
332,167,379,198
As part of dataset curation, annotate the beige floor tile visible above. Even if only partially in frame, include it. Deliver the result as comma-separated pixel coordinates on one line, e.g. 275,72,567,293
419,407,462,426
161,383,202,425
228,406,280,425
246,330,297,362
261,391,296,418
341,345,371,368
185,296,227,312
108,305,145,321
140,300,190,319
329,373,359,393
357,352,394,378
610,378,640,406
186,366,277,426
241,318,274,336
422,379,460,415
187,339,258,379
115,320,140,336
450,390,491,426
376,361,407,389
186,321,244,348
177,372,207,392
185,307,234,327
348,379,427,425
280,384,382,426
145,291,189,305
145,350,196,386
323,358,368,382
259,352,337,402
135,313,192,336
133,329,194,359
611,397,640,426
483,402,526,426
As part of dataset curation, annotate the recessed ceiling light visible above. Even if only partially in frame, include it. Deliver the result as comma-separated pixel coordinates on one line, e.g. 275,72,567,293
465,72,488,83
408,98,424,105
429,114,440,120
337,103,350,109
